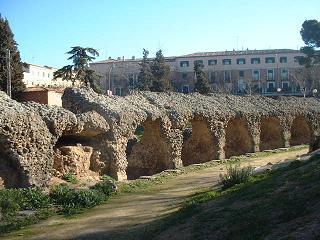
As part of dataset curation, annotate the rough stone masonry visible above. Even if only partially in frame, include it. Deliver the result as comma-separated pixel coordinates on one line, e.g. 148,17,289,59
1,88,320,187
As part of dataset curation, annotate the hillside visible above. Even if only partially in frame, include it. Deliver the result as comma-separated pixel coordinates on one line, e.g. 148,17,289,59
149,154,320,240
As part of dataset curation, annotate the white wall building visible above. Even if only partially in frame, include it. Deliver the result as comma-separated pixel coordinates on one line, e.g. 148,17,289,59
22,63,75,88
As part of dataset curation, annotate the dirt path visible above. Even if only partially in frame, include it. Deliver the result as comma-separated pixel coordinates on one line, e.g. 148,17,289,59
1,148,308,240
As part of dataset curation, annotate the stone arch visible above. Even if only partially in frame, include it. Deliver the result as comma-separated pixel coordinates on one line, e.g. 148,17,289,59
224,118,254,158
290,116,311,146
181,117,218,166
260,117,285,151
126,119,170,179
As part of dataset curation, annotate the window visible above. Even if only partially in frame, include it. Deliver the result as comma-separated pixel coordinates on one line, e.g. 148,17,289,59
237,58,246,65
267,82,275,92
182,85,189,94
223,59,231,65
194,60,204,67
115,87,123,96
294,56,304,63
208,59,217,65
251,58,260,64
238,79,245,92
279,57,287,63
281,69,289,80
252,70,260,81
43,72,45,77
239,70,244,79
128,74,136,87
209,71,216,83
48,73,50,78
224,71,231,83
265,57,275,63
182,73,188,80
180,61,189,67
267,69,274,80
282,82,290,91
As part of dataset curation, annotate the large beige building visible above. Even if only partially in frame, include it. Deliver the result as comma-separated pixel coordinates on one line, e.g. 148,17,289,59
90,49,315,96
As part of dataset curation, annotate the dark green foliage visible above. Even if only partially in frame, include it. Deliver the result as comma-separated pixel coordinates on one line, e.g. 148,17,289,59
137,49,172,92
150,50,172,92
54,46,101,92
194,61,210,94
300,19,320,67
90,180,115,195
50,185,106,215
137,49,153,90
219,164,254,189
62,172,79,184
0,188,51,222
0,15,25,98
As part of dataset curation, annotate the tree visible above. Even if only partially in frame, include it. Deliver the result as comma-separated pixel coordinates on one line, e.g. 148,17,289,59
150,49,172,92
300,20,320,66
54,46,101,91
194,61,210,94
0,15,25,98
137,49,153,90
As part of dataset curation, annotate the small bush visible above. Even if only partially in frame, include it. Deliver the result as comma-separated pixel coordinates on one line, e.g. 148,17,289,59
219,164,254,189
50,185,105,215
0,188,51,222
91,181,115,195
62,173,79,184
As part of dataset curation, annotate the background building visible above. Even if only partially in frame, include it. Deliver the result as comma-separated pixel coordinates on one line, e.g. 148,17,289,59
90,49,318,96
22,63,74,88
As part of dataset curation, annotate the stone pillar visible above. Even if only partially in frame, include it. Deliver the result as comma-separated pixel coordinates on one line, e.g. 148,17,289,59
280,116,293,148
163,129,184,169
107,138,128,181
247,116,261,152
210,121,226,160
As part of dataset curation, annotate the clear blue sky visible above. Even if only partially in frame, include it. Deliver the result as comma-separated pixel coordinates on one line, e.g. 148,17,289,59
1,0,320,68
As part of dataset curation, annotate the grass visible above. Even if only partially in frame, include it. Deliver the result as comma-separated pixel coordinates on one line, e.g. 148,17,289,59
0,180,116,235
134,153,320,240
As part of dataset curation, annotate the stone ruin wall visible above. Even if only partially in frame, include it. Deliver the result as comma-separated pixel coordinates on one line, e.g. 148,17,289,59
1,88,320,188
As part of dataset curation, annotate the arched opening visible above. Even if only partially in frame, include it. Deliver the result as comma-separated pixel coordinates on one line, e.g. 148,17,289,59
290,116,311,146
53,135,102,178
260,117,285,151
126,119,169,180
225,118,253,158
181,118,217,166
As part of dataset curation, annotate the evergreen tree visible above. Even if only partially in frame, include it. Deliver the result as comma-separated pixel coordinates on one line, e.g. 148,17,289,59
194,61,210,94
0,15,25,98
150,49,172,92
54,46,101,92
300,19,320,67
137,49,153,90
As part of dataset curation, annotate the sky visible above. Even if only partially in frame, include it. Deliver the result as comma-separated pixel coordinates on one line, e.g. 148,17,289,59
1,0,320,68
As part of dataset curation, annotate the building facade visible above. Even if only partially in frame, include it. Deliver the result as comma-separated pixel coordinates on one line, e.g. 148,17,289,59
22,63,74,88
90,49,316,96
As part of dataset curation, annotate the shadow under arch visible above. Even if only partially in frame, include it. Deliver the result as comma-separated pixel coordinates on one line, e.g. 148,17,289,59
126,119,170,180
181,117,218,166
290,115,311,146
260,116,285,151
224,117,254,158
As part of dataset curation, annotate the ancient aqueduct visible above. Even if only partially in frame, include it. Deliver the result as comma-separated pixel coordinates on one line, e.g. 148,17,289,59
1,88,320,188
